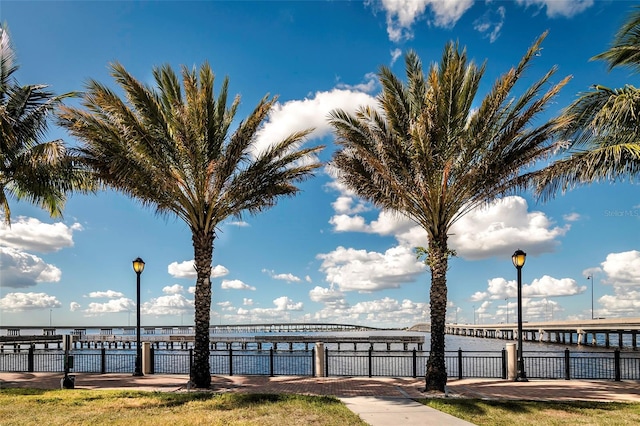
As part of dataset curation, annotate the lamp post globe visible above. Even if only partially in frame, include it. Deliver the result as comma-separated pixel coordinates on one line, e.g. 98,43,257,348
132,257,145,376
512,249,528,382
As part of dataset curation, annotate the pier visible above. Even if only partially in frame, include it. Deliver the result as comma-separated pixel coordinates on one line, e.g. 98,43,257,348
446,318,640,349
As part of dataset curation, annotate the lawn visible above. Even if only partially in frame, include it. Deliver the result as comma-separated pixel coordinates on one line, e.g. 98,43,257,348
421,398,640,426
0,389,367,426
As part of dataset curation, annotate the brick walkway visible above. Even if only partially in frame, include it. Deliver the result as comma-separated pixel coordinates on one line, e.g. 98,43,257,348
2,373,640,403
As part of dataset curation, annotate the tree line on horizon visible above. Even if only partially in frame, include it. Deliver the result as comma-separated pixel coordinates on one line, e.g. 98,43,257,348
1,7,638,391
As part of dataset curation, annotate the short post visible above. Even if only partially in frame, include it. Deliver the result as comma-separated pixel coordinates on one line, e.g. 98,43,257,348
412,349,417,378
142,342,151,374
28,345,34,373
564,348,571,380
368,347,373,378
506,343,517,380
314,343,325,377
501,348,507,379
269,348,274,377
101,348,107,374
229,348,234,376
614,349,621,381
324,347,329,377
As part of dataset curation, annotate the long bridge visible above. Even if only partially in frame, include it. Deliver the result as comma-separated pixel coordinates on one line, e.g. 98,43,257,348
446,318,640,349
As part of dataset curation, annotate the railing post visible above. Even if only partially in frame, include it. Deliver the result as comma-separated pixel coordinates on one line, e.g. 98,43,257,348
149,347,155,374
412,349,417,378
269,348,274,377
27,345,34,372
368,347,373,378
229,348,233,376
311,347,316,377
614,349,621,381
101,347,106,374
564,348,571,380
458,348,463,380
501,348,507,379
188,348,193,376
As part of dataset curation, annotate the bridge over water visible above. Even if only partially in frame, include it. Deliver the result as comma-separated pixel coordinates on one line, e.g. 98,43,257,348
446,318,640,349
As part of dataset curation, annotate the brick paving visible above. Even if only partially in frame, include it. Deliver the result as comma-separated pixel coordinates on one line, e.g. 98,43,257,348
2,372,640,403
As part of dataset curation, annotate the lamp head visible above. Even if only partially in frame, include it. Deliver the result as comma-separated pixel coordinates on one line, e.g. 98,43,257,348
132,257,145,274
512,249,526,268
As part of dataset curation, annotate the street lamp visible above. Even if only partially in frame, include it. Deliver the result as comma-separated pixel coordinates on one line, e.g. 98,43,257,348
587,274,594,319
132,257,145,376
512,249,528,382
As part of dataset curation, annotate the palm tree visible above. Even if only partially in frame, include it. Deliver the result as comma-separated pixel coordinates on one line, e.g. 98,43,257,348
535,8,640,198
58,62,323,388
328,33,571,392
0,25,92,224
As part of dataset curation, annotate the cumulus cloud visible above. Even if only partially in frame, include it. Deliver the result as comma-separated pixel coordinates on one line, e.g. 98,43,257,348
601,251,640,287
143,294,194,316
162,284,184,295
168,260,229,279
374,0,474,42
0,247,62,287
335,73,379,93
273,296,304,311
473,5,505,43
70,302,81,312
253,88,376,157
515,0,594,18
449,196,570,259
262,269,302,283
471,275,586,302
221,279,256,291
563,212,581,222
87,290,125,299
312,296,428,325
243,298,253,306
0,216,82,253
309,286,345,303
317,245,425,292
85,298,135,315
0,292,61,312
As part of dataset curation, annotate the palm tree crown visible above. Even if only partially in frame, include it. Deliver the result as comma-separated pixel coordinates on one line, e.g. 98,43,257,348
0,25,92,224
329,33,570,391
58,62,323,388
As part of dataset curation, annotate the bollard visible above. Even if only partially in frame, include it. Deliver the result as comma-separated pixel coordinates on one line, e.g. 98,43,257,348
142,342,151,374
314,342,325,377
506,343,517,380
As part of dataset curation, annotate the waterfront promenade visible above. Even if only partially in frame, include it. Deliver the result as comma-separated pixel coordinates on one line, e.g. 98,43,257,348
3,373,640,425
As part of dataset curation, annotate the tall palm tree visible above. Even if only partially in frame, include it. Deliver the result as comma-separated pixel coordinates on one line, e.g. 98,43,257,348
328,33,571,391
535,8,640,198
0,25,92,224
58,62,323,388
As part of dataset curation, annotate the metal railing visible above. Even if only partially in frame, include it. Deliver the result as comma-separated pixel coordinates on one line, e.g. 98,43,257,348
2,346,639,381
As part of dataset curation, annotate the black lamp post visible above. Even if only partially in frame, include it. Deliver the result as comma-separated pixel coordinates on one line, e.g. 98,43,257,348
132,257,145,376
512,249,528,382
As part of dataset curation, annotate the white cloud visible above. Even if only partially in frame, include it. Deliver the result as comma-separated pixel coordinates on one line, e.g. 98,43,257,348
335,73,379,93
221,279,256,291
143,294,193,316
309,286,345,303
473,5,505,43
515,0,594,18
390,48,402,66
70,302,81,312
253,88,376,157
87,290,125,299
85,297,135,315
449,196,569,260
273,296,303,311
563,212,581,222
0,247,61,287
0,216,82,253
312,296,428,326
375,0,474,42
601,251,640,287
305,275,312,283
472,275,586,301
332,196,369,215
162,284,184,295
262,269,302,283
0,292,61,312
317,245,425,292
227,220,249,227
168,260,229,279
243,298,253,306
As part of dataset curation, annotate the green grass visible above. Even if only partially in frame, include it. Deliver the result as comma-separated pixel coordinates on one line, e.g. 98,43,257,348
0,389,367,426
419,398,640,425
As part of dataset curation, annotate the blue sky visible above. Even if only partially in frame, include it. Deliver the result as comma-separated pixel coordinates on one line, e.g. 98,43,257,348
0,0,638,328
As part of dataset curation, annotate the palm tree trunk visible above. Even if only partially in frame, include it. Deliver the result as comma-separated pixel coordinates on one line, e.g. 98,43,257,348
425,233,448,392
191,229,214,388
